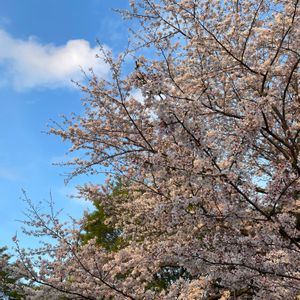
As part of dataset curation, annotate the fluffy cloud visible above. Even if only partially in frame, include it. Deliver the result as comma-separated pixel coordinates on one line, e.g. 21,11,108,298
0,166,20,181
0,29,110,90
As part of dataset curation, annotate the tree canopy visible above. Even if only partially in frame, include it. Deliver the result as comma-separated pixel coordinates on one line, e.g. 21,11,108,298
0,247,24,299
12,0,300,299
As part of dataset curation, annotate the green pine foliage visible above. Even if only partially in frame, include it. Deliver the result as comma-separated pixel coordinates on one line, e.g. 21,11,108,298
0,247,24,300
147,266,192,292
80,180,126,252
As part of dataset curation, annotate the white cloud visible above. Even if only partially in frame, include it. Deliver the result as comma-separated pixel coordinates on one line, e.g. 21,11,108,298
0,166,20,181
58,185,93,209
0,29,110,90
130,88,144,103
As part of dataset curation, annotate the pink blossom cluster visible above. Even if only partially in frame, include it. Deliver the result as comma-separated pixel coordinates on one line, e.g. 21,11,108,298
14,0,300,299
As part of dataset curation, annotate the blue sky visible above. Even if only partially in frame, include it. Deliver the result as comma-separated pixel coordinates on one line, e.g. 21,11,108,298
0,0,130,250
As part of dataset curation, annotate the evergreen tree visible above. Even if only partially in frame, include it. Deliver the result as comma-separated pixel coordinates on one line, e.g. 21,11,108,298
0,247,24,300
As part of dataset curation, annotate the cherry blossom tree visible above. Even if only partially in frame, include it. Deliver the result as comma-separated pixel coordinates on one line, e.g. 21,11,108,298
14,0,300,299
